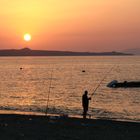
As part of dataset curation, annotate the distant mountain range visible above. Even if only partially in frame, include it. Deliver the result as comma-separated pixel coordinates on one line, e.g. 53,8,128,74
0,48,133,56
123,48,140,55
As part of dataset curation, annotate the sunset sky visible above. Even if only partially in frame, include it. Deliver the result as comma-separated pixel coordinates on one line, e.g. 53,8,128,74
0,0,140,52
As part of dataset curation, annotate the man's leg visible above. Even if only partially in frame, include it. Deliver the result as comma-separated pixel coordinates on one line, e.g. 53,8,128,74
83,108,87,119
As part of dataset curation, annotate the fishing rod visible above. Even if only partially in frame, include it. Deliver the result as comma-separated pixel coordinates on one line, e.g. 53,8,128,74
90,65,115,97
45,68,53,115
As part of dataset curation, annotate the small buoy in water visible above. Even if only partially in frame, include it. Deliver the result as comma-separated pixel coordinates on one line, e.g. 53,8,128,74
82,70,85,72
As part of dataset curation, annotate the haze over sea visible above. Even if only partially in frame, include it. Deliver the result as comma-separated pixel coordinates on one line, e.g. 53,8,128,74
0,56,139,122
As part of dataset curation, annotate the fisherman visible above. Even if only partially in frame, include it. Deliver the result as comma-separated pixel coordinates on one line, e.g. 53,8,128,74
82,90,91,119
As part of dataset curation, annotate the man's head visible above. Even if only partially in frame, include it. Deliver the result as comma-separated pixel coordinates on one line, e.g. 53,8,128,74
84,90,88,95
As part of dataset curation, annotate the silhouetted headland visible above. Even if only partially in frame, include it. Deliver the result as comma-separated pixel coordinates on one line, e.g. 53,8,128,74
0,48,133,56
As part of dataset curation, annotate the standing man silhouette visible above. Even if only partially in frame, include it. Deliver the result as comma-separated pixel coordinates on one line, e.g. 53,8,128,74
82,90,91,119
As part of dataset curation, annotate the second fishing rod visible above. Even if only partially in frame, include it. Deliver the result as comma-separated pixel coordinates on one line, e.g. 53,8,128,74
45,68,54,115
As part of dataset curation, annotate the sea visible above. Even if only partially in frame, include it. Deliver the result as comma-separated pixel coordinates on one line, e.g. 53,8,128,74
0,56,140,122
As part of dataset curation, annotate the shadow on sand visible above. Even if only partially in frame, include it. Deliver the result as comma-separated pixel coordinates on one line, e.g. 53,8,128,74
0,114,139,140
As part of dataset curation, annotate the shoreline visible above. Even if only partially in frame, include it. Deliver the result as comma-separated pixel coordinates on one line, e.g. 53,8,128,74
0,109,140,123
0,113,140,140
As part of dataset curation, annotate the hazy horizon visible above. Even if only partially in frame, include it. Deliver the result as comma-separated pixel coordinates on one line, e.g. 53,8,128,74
0,47,137,53
0,0,140,52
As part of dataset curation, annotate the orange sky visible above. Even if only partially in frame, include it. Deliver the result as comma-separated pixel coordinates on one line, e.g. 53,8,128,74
0,0,140,52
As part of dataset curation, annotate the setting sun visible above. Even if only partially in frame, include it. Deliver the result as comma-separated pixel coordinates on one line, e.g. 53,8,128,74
24,34,31,42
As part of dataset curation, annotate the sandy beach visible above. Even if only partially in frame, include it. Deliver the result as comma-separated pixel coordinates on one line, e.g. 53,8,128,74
0,114,139,140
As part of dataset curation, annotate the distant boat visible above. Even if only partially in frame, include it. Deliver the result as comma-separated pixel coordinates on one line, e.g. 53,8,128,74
107,80,140,88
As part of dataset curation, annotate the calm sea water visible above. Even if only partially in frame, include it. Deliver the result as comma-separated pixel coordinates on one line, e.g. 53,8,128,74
0,56,140,122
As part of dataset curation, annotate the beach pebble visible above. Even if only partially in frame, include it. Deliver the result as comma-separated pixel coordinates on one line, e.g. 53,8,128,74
4,123,8,127
20,133,25,137
49,116,58,120
81,123,89,127
29,118,32,121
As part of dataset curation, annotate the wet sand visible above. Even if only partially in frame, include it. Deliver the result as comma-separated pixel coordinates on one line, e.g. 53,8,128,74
0,114,139,140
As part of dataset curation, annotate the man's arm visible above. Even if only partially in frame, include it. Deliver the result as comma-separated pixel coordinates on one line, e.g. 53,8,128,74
88,97,91,100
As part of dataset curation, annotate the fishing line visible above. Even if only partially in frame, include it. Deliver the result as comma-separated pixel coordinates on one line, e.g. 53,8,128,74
90,65,115,98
